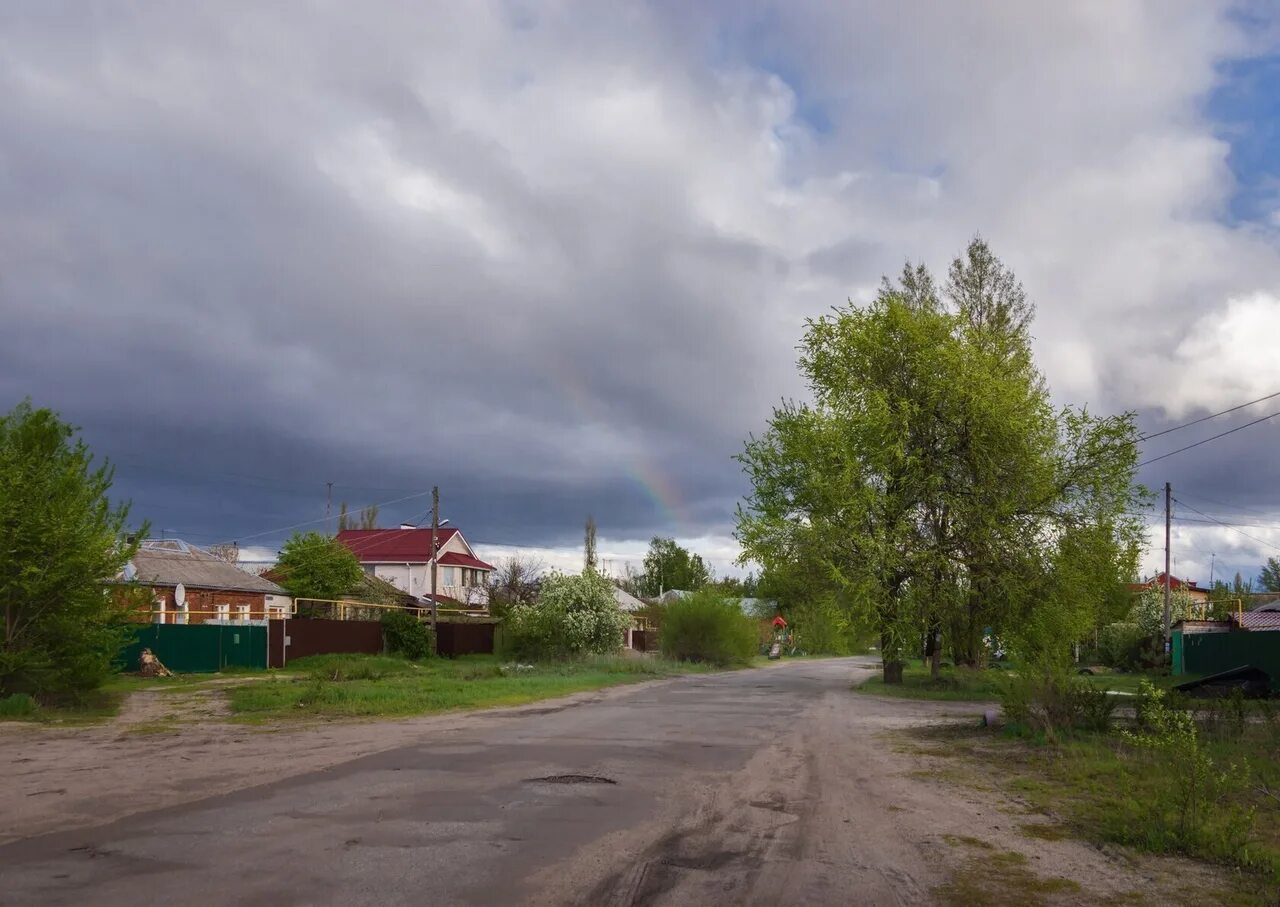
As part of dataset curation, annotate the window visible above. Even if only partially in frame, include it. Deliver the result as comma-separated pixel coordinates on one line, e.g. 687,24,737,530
237,604,250,623
216,602,230,622
153,595,166,625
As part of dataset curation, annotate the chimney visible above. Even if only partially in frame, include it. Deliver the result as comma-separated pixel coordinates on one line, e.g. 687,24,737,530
399,522,417,530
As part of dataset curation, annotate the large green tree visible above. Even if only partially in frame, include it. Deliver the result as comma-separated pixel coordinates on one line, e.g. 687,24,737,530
736,240,1144,682
275,531,363,601
638,537,712,597
0,401,142,698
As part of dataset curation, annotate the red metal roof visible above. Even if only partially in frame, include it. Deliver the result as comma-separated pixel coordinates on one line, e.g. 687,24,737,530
438,551,495,571
336,528,459,562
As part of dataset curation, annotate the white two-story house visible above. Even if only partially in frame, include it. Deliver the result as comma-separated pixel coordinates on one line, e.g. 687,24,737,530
336,525,494,606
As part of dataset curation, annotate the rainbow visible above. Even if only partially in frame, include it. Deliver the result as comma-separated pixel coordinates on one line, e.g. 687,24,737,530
545,356,689,531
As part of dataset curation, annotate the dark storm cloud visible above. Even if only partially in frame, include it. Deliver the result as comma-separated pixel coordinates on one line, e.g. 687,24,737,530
2,2,1279,573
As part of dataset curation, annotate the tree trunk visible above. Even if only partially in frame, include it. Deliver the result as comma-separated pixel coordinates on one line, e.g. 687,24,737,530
925,624,942,679
883,660,905,684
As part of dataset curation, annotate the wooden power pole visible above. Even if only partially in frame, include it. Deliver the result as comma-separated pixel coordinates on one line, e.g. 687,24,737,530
1163,481,1172,648
430,486,440,638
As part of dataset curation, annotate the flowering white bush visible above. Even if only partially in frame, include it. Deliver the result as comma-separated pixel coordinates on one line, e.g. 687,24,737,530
1131,587,1195,638
502,570,630,660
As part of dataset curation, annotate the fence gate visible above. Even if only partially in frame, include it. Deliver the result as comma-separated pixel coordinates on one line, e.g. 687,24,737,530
118,624,269,673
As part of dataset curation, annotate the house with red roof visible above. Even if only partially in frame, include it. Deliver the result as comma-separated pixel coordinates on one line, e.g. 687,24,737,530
336,525,495,607
1126,572,1210,604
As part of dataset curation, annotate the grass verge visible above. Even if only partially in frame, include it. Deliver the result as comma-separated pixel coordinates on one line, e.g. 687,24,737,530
228,653,719,721
856,659,1011,701
857,660,1192,703
909,718,1280,904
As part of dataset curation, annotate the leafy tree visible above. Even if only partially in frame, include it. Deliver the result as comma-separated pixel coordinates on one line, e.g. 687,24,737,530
275,531,363,600
0,401,142,699
1260,557,1280,593
736,240,1144,682
638,537,712,597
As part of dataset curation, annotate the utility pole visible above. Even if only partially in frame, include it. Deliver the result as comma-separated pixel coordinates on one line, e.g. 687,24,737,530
326,482,333,531
1163,481,1172,648
430,486,440,640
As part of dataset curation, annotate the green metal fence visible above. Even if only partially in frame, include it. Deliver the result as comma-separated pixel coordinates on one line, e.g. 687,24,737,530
118,624,269,673
1179,630,1280,690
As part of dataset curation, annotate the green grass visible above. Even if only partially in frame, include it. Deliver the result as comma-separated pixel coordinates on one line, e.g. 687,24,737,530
914,718,1280,902
856,659,1011,701
228,653,720,721
856,661,1196,703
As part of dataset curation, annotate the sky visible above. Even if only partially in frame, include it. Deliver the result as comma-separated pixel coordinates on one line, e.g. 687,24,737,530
3,1,1280,584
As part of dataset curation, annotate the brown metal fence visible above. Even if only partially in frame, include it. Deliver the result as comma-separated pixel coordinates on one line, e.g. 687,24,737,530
436,621,497,657
268,619,385,668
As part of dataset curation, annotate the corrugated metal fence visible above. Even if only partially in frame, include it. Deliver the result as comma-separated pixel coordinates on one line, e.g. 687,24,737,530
119,624,269,673
1181,630,1280,689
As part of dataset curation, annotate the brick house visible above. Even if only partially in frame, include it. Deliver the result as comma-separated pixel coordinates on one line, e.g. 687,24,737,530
124,539,292,623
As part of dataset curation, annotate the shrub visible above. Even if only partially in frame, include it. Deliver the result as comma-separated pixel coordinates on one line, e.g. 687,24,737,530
381,610,433,660
1098,621,1153,671
1124,681,1254,855
1000,662,1116,739
501,570,630,661
0,693,38,719
659,591,757,666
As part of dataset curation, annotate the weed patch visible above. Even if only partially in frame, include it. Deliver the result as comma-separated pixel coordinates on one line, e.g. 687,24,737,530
228,654,718,721
857,660,1008,701
934,848,1080,907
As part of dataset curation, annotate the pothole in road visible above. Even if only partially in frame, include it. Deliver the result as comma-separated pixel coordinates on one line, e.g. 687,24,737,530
525,774,617,785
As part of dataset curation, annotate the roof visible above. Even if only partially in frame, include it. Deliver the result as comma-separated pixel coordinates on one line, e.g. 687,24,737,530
613,586,647,612
336,528,460,562
1128,573,1208,594
1235,612,1280,632
437,550,495,571
126,540,287,595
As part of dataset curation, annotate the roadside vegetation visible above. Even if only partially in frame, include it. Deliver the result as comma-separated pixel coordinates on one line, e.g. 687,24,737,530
857,659,1010,701
228,653,714,720
913,687,1280,900
659,590,757,666
0,401,145,707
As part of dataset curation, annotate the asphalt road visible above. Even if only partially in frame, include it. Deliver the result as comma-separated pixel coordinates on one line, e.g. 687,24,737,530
0,658,981,906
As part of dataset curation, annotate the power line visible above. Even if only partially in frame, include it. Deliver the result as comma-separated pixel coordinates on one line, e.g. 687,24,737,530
1139,389,1280,442
213,492,436,545
1175,490,1280,520
1138,408,1280,467
1173,498,1280,554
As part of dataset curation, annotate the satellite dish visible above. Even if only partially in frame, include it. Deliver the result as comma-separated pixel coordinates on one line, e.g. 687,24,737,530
174,583,186,606
122,562,137,582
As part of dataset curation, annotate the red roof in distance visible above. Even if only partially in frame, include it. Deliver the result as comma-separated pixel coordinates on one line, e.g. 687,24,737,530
336,528,459,562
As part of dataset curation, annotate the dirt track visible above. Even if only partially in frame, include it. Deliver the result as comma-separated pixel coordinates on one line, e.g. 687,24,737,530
0,658,1238,905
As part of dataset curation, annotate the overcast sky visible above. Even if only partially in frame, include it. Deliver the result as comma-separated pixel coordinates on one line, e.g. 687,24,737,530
4,2,1280,583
